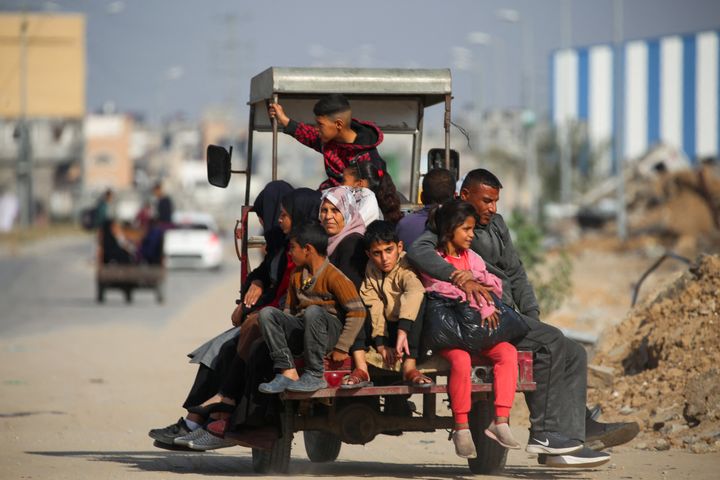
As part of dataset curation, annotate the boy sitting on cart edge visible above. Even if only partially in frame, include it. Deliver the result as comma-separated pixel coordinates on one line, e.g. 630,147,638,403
258,223,367,393
359,220,432,386
268,94,387,190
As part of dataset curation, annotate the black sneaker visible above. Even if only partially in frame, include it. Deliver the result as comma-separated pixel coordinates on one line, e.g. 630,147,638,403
526,431,583,455
148,418,191,446
585,417,640,450
538,446,611,468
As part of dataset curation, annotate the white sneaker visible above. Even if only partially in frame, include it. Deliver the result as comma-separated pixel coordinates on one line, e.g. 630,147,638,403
174,427,207,447
187,429,235,451
538,447,611,468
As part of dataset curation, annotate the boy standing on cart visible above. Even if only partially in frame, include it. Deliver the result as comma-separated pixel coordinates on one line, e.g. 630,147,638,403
269,94,386,190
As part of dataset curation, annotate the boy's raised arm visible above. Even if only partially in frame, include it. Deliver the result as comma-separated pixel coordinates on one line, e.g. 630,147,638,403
268,103,323,153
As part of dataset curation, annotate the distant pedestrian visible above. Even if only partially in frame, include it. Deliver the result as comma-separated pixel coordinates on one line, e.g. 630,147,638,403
94,189,114,227
152,182,174,225
0,184,19,232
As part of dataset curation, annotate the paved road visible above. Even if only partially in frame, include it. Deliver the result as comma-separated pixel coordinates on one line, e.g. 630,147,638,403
0,234,239,337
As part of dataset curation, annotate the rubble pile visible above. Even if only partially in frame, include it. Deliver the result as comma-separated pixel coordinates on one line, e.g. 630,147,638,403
589,254,720,453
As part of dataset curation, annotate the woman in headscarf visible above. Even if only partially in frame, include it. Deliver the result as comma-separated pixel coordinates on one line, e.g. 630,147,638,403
319,186,372,388
233,187,322,355
237,180,294,313
320,186,368,288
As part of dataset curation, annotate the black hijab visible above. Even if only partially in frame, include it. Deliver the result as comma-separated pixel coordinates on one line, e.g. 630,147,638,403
254,180,293,256
281,187,322,231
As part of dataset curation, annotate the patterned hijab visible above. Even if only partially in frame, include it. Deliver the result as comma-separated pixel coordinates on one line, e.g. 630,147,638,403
320,186,367,256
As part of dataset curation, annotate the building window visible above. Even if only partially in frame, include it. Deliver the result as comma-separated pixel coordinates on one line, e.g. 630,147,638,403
95,153,115,165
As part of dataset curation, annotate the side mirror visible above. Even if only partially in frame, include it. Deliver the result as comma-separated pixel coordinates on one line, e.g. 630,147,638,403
206,145,232,188
427,148,460,181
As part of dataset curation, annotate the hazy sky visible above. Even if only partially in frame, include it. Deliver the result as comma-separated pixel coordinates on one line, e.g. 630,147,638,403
3,0,719,123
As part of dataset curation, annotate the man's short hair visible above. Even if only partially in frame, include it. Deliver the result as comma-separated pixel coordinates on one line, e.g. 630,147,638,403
313,94,351,117
289,223,328,256
363,220,399,250
422,168,456,205
461,168,503,191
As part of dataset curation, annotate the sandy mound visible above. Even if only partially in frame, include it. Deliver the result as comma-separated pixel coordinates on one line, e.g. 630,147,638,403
589,254,720,453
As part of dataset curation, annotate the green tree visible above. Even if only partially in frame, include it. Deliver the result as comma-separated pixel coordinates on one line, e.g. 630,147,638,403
508,210,573,315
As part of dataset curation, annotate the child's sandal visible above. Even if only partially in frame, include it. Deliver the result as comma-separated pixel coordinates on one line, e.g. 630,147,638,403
404,369,434,388
339,368,372,389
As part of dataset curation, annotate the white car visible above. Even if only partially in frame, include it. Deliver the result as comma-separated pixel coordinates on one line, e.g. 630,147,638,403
164,211,224,269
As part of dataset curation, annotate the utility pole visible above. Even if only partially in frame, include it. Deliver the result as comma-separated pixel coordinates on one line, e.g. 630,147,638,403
559,0,573,204
467,32,490,154
613,0,628,240
17,13,34,227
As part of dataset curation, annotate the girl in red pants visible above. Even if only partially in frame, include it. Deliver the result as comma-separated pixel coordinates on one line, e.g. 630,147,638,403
421,200,521,458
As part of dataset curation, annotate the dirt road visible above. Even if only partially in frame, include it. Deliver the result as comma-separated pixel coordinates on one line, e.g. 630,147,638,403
2,250,719,479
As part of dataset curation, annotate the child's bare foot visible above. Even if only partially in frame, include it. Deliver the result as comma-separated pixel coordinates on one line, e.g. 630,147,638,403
485,421,521,449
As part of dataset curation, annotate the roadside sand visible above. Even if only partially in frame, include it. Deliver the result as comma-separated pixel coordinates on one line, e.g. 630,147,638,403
2,262,719,479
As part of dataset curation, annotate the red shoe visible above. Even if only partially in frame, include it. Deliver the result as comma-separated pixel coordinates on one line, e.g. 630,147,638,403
206,419,227,438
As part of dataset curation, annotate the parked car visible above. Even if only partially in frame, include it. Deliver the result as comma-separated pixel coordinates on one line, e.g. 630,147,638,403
164,211,223,269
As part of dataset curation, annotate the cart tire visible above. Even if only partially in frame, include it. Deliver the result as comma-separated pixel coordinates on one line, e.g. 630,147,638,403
467,398,507,474
124,288,133,304
96,283,105,303
303,430,342,463
252,402,293,473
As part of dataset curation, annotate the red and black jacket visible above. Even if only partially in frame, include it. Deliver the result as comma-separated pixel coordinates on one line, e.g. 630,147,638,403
283,118,386,190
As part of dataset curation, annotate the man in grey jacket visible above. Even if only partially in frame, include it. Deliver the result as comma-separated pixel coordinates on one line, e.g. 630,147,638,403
407,168,638,467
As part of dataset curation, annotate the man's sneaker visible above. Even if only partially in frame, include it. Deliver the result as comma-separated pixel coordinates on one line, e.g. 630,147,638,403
526,431,583,455
452,429,477,459
174,427,209,447
538,446,611,468
259,374,296,394
285,372,328,392
187,429,235,451
585,417,640,450
148,418,191,446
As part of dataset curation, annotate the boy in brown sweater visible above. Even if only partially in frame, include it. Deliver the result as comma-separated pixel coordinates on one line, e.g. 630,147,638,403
258,223,367,393
360,220,432,386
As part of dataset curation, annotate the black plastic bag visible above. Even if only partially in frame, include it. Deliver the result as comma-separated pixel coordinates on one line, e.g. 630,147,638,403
421,292,530,353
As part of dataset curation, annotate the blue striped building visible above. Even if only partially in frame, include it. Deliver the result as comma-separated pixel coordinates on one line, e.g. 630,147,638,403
551,29,719,173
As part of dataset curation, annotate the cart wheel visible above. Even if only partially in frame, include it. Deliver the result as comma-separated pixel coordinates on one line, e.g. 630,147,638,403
124,288,133,304
252,401,294,473
467,398,508,474
303,430,342,463
96,283,105,303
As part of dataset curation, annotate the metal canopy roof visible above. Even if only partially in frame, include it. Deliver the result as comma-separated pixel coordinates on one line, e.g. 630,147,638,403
249,67,452,106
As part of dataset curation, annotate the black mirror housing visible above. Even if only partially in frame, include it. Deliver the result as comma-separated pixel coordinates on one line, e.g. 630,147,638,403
427,148,460,181
207,144,232,188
